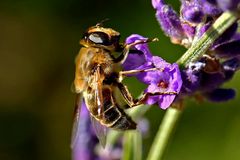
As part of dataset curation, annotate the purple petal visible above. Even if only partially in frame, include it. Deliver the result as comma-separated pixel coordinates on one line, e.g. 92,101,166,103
196,21,212,38
138,70,157,84
145,82,161,93
223,57,240,81
72,101,98,160
200,72,226,92
182,23,196,39
142,69,169,85
138,56,172,84
170,63,183,93
216,0,240,11
181,0,204,23
125,34,153,61
152,56,170,69
214,39,240,58
153,0,185,42
145,95,159,105
137,118,150,137
158,95,176,109
152,0,164,9
125,61,155,83
223,57,240,72
123,34,154,72
205,88,236,102
212,22,238,49
201,0,222,16
144,63,182,109
180,65,203,94
122,50,146,71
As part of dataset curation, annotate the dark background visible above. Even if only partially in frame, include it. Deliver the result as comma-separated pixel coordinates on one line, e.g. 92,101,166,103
0,0,240,160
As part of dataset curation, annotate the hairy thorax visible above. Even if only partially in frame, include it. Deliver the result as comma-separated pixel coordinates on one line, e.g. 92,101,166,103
74,47,121,93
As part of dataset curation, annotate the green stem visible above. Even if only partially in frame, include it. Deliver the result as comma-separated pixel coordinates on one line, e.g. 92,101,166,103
146,108,182,160
121,106,147,160
177,11,238,67
122,131,133,160
122,131,142,160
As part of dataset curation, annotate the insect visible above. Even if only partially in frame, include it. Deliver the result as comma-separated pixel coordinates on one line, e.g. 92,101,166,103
71,22,161,147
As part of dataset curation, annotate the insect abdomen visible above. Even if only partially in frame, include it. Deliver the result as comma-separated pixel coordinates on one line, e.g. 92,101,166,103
85,87,136,130
102,105,136,130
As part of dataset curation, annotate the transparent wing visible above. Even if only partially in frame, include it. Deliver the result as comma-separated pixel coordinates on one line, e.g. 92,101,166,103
71,93,83,149
93,65,104,116
91,66,108,147
90,115,108,148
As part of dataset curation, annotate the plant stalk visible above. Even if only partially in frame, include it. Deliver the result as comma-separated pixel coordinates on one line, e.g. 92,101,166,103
177,11,238,67
146,108,182,160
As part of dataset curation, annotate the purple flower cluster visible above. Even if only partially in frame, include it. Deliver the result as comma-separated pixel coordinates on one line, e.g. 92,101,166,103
72,101,124,160
72,101,99,160
72,101,151,160
181,56,239,102
151,0,240,102
152,0,240,48
123,34,182,109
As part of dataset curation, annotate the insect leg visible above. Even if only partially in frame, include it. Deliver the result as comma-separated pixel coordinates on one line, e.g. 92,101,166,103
116,38,158,63
116,82,135,108
117,82,177,108
124,38,158,50
119,67,164,77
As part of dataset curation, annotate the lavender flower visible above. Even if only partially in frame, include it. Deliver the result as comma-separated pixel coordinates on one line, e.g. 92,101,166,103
95,143,123,160
205,88,236,102
72,100,153,160
123,34,153,72
212,33,240,58
180,56,239,102
152,0,239,49
180,0,204,24
137,118,150,137
123,34,182,109
144,63,182,109
152,0,186,44
216,0,240,11
151,0,239,103
72,101,123,160
222,57,240,80
72,101,98,160
212,22,238,49
200,0,222,16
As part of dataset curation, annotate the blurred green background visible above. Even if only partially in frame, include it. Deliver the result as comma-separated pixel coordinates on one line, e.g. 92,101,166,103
0,0,239,160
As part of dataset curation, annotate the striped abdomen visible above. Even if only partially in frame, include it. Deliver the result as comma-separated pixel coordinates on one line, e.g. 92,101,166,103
84,86,136,130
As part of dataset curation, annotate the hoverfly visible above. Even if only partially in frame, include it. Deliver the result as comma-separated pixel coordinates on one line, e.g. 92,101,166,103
71,21,159,147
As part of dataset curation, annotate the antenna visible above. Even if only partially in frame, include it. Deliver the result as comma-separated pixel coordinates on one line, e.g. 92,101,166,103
96,18,110,27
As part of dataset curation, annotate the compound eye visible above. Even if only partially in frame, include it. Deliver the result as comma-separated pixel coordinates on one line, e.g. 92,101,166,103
111,35,120,44
88,32,110,45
